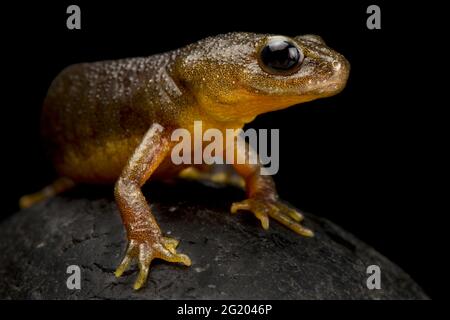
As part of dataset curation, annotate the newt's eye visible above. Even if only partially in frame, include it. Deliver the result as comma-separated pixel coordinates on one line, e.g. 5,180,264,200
259,38,304,75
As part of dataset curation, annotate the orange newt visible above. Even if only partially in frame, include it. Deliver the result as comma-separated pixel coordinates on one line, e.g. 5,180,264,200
20,32,350,289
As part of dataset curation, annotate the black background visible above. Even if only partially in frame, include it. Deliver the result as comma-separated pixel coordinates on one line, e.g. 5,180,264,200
1,1,439,298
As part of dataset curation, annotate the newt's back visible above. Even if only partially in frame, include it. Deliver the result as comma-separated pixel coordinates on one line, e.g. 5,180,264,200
41,54,176,182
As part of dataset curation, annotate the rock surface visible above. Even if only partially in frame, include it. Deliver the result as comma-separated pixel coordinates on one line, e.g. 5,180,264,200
0,181,427,299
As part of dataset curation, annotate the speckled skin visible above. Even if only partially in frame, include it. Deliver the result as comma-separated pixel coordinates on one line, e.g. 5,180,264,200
39,32,350,289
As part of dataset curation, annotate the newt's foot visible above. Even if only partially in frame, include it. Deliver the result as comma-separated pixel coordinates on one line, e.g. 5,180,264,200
19,177,75,209
115,235,191,290
179,166,245,189
231,198,314,237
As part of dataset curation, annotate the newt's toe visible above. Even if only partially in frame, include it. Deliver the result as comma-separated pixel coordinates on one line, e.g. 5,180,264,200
115,235,191,290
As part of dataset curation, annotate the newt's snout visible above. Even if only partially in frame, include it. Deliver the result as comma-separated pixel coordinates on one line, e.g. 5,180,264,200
318,54,350,97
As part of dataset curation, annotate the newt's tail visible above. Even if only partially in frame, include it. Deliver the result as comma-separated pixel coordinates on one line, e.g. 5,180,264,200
19,177,76,209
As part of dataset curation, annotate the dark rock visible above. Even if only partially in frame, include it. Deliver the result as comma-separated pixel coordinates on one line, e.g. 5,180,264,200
0,181,428,299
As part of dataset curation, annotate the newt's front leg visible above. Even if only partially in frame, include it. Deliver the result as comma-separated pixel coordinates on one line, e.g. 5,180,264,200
114,123,191,290
231,143,314,237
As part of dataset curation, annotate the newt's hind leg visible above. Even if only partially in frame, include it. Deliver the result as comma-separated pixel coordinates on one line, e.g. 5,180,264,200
19,177,75,209
179,164,245,189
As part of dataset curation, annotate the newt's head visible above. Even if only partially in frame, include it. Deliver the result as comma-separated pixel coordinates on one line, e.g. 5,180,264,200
175,32,350,124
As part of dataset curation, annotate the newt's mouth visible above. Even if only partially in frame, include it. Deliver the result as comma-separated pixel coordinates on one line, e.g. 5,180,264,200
312,79,348,97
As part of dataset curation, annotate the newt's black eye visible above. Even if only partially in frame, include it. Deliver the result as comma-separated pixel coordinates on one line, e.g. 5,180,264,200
259,38,304,75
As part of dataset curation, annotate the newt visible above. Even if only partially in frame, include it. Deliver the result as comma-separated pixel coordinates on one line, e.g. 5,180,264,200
20,32,350,289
